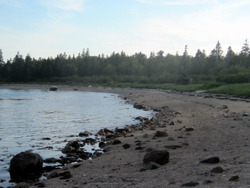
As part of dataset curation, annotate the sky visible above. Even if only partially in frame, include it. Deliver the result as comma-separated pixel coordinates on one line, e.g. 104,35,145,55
0,0,250,61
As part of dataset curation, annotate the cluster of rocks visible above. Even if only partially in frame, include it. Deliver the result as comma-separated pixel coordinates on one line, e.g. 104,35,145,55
169,90,250,102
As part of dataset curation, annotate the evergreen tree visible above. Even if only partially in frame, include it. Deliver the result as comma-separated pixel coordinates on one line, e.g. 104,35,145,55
241,39,250,56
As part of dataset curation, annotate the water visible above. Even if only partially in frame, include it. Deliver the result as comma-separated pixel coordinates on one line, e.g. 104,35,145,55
0,89,152,187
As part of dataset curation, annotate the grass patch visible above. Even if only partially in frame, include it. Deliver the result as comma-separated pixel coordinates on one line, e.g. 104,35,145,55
208,83,250,96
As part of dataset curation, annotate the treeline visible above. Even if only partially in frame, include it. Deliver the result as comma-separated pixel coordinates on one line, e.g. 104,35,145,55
0,40,250,85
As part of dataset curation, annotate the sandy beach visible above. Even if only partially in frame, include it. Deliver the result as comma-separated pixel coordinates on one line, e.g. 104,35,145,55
2,84,250,188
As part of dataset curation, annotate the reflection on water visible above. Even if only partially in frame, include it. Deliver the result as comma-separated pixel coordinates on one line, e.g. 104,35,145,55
0,89,152,187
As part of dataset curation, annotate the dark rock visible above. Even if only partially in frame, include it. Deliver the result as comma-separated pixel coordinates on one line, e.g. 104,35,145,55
9,152,43,182
79,131,91,137
43,166,60,172
167,137,175,141
123,143,131,149
169,121,176,125
143,134,149,138
200,157,220,164
79,152,92,160
60,172,72,180
47,171,59,179
62,140,80,153
243,113,249,116
143,150,169,165
145,161,161,170
0,179,5,183
41,137,51,140
210,166,224,173
229,175,239,181
181,181,199,187
154,131,168,137
84,138,97,144
72,164,81,168
34,182,46,187
112,139,122,145
164,145,182,149
99,142,105,148
133,103,144,109
43,157,58,164
49,86,57,91
221,105,229,109
203,180,212,185
135,146,145,150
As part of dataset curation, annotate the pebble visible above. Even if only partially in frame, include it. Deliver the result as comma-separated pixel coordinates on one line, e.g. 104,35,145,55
200,156,220,164
181,181,199,187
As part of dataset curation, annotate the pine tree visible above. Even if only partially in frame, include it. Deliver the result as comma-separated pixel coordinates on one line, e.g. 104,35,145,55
241,39,250,56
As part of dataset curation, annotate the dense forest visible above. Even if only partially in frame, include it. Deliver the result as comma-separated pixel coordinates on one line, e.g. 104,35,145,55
0,40,250,85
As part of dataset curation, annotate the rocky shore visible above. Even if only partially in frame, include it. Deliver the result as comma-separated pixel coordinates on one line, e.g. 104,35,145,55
2,84,250,187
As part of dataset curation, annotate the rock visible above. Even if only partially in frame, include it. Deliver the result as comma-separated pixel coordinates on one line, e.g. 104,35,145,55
49,86,57,91
99,142,105,148
62,146,75,153
154,131,168,137
143,134,149,138
34,182,46,187
9,152,43,182
164,145,182,149
167,137,175,141
221,105,229,109
62,140,80,154
123,143,131,149
143,150,169,165
11,182,29,188
43,157,58,164
79,131,91,137
145,161,161,170
47,171,59,179
41,137,51,140
169,121,176,125
243,113,249,116
229,175,239,181
113,139,122,145
203,180,212,185
59,171,72,179
200,157,220,164
133,103,144,109
181,181,199,187
210,166,224,173
79,153,91,160
84,138,97,144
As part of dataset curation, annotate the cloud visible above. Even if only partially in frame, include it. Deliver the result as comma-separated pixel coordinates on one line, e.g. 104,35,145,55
41,0,86,11
134,0,250,55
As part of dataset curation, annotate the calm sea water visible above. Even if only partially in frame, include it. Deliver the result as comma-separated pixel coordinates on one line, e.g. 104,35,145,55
0,89,152,187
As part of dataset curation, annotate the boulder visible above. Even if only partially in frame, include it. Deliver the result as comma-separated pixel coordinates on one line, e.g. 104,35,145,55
62,140,79,153
143,150,169,165
154,131,168,137
79,131,91,137
200,156,220,164
112,139,122,145
9,152,43,182
49,86,57,91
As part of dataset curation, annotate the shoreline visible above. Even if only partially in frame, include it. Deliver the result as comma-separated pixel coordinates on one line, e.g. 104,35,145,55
2,84,250,187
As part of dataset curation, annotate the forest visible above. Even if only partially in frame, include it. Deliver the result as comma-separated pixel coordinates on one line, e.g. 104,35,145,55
0,40,250,87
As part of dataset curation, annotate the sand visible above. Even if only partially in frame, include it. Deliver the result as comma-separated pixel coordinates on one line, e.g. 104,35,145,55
2,84,250,188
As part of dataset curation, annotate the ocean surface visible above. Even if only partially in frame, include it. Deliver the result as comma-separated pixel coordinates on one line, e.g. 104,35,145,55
0,89,152,187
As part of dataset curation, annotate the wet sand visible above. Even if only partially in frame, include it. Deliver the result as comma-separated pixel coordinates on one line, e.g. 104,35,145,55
2,84,250,188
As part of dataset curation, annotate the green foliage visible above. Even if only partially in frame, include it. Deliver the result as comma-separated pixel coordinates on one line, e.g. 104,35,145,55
202,82,223,90
216,72,250,84
208,83,250,96
1,39,250,98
